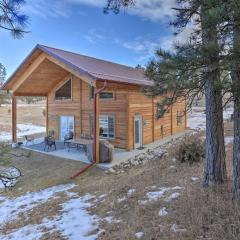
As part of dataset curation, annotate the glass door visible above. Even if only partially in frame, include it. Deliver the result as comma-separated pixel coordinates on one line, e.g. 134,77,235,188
60,116,74,140
134,115,142,149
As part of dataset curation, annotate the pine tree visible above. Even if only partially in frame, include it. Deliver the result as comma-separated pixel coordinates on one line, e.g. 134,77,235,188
227,0,240,199
0,63,9,107
104,0,227,185
0,0,29,38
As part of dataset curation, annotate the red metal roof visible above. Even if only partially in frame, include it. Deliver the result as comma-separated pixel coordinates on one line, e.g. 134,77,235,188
38,45,153,86
2,44,154,91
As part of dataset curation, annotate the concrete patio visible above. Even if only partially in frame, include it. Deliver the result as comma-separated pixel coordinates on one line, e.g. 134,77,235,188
22,130,191,170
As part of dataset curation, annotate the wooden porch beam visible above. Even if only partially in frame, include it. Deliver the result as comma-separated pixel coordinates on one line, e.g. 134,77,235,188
12,95,17,143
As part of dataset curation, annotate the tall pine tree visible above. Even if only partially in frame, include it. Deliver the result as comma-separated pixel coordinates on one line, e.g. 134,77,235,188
104,0,227,185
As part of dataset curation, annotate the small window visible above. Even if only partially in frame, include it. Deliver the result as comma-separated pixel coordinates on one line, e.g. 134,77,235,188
161,125,164,136
99,92,114,99
55,80,72,100
89,86,95,99
177,111,183,126
90,114,115,139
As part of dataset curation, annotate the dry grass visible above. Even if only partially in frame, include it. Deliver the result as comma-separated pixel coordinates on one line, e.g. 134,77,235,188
1,121,240,239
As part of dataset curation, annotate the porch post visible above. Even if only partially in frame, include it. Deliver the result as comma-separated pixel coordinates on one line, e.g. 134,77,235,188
46,96,48,134
12,94,17,143
94,94,100,163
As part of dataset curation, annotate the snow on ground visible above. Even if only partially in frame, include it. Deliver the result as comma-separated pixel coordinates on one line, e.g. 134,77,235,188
135,232,144,239
159,207,168,217
127,188,136,196
0,184,103,240
0,123,45,142
187,107,233,130
139,186,183,205
191,177,199,182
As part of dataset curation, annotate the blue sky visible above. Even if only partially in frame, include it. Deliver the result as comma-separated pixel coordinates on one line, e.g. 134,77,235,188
0,0,183,78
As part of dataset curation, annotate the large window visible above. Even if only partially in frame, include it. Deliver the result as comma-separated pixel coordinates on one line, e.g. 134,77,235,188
90,114,115,139
55,80,72,100
177,111,183,126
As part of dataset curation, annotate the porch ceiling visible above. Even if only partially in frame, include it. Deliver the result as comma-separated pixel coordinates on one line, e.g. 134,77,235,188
14,58,69,96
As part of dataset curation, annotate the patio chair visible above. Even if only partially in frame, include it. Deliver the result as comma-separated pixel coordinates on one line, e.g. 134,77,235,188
24,135,34,145
48,130,55,138
64,131,74,146
44,136,56,151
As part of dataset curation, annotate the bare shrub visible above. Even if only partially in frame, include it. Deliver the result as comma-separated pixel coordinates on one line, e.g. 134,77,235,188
174,133,205,164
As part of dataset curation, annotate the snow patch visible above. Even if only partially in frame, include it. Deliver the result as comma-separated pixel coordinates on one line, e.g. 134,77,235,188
0,184,103,240
0,184,75,225
159,207,168,216
144,186,183,203
135,232,144,239
127,188,136,196
165,192,180,202
191,177,199,181
117,196,127,203
0,124,45,142
171,223,187,233
187,107,233,130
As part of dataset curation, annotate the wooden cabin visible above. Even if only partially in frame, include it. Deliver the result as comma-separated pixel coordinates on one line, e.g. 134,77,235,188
2,45,186,160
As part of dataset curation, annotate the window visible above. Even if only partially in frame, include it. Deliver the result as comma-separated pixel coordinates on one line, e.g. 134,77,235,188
90,114,115,139
89,86,95,99
55,80,72,100
161,125,164,136
99,92,114,99
177,111,183,126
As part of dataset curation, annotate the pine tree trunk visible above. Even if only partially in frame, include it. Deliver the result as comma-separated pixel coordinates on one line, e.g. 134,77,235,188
204,79,226,185
231,18,240,199
201,0,226,186
232,94,240,198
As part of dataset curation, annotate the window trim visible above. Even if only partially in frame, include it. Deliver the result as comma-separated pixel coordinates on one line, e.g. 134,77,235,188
55,78,73,101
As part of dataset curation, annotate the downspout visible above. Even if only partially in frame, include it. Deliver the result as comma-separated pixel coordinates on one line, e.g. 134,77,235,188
70,81,107,179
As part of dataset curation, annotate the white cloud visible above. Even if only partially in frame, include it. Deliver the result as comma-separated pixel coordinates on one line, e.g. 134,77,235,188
69,0,177,22
24,0,72,19
82,28,107,43
120,26,193,63
25,0,177,22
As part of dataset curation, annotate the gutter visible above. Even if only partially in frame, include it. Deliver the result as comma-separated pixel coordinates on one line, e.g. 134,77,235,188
70,81,107,179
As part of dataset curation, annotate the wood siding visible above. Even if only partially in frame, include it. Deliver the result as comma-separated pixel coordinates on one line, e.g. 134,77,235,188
47,76,186,150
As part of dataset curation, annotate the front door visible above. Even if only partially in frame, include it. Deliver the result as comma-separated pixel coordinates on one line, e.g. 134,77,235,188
134,115,142,149
60,116,74,140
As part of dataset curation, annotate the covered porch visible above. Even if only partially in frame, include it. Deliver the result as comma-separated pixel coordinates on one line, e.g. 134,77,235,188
5,46,104,165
